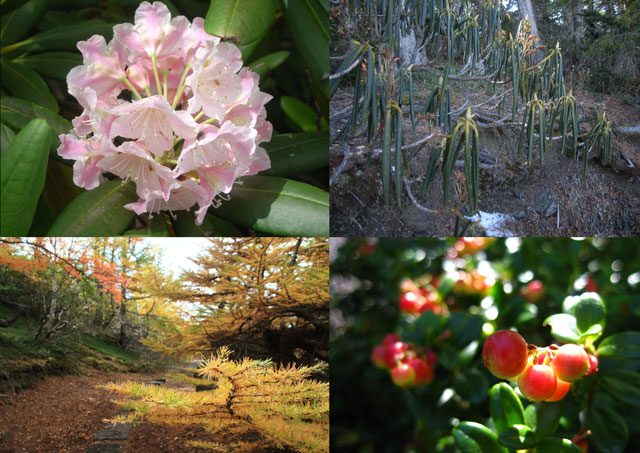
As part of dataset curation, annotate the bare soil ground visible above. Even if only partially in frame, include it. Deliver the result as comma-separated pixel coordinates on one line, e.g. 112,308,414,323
330,80,640,236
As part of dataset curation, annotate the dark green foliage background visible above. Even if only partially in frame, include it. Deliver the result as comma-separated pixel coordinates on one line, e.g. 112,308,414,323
330,238,640,452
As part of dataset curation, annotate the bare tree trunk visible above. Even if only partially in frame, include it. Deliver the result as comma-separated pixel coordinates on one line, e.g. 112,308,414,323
517,0,541,41
119,298,127,346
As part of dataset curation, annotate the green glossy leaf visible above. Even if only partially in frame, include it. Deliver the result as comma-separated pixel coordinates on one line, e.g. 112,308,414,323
597,332,640,360
577,323,603,344
14,52,82,80
41,158,84,216
171,210,242,237
498,424,536,449
585,407,629,453
20,20,114,52
205,0,276,45
0,0,49,45
452,421,507,453
47,179,138,236
535,402,562,439
573,293,606,334
214,175,328,236
446,312,483,348
0,97,71,152
0,0,30,15
0,122,15,153
543,313,580,343
1,118,51,235
283,0,329,110
601,370,640,408
1,59,59,112
489,383,526,435
261,132,328,177
248,50,289,79
280,96,323,132
123,215,170,237
535,438,583,453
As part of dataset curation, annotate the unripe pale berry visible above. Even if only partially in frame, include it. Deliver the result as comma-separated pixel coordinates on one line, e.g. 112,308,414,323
482,330,529,379
518,364,557,402
552,344,589,382
391,362,416,388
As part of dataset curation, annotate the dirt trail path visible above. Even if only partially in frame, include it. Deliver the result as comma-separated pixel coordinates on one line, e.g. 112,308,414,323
0,366,218,453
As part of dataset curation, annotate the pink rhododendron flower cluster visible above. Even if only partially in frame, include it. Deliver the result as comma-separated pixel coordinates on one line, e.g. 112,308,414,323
58,1,272,224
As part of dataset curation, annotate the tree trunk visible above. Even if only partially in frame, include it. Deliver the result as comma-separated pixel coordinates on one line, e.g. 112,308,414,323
119,298,127,346
517,0,541,41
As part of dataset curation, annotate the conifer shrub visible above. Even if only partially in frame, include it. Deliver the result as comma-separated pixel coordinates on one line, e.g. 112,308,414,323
104,347,329,452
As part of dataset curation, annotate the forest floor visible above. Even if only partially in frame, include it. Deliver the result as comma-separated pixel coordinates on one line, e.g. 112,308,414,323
0,368,243,453
330,75,640,236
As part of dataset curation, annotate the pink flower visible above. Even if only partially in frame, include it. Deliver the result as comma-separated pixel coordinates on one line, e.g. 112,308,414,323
58,1,272,225
109,95,197,155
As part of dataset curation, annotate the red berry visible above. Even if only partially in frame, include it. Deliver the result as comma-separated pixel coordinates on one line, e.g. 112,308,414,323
406,358,434,385
518,364,557,402
585,354,599,377
391,363,416,388
382,333,401,346
551,344,589,382
371,345,388,369
399,291,424,314
384,341,410,368
585,276,598,293
521,280,545,302
482,330,529,379
546,378,571,402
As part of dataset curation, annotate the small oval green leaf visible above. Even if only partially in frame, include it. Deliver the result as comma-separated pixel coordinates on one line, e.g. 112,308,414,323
585,407,629,453
535,437,583,453
0,118,51,235
452,421,507,453
498,424,537,449
573,292,606,334
214,175,329,236
205,0,276,45
489,383,526,435
601,370,640,408
597,331,640,360
535,402,562,439
1,59,59,112
47,179,138,236
543,313,580,343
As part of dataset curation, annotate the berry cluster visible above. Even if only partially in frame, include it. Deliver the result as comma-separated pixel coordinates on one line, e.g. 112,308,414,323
482,330,598,402
398,278,442,315
371,334,437,388
448,237,496,258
